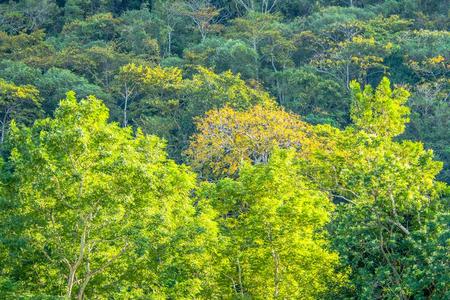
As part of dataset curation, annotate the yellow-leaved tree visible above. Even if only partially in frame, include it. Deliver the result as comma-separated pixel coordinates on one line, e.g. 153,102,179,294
186,103,312,178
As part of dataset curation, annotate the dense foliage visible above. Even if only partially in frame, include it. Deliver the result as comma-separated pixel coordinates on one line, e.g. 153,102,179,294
0,0,448,299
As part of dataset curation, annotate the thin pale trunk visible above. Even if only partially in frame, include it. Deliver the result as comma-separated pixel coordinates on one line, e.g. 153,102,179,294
270,56,282,104
1,120,5,144
252,40,259,80
77,274,90,300
267,229,280,298
237,258,244,298
276,77,284,105
66,222,88,298
66,266,76,298
1,108,10,143
77,243,128,299
271,55,278,73
201,27,207,42
123,85,129,127
268,0,279,13
271,248,280,298
346,63,350,90
168,30,172,56
263,0,268,13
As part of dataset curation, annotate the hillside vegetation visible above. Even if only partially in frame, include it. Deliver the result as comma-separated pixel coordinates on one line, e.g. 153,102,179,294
0,1,448,299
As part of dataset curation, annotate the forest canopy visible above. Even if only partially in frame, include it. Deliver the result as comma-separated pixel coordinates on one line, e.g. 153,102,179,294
0,0,448,299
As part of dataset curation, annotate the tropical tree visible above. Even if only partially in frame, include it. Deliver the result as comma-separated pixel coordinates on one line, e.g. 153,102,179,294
298,77,448,299
404,79,450,182
37,67,110,115
184,38,258,79
199,149,348,299
186,104,310,178
117,9,161,62
60,12,122,45
0,92,219,299
175,0,222,42
230,0,281,14
0,0,60,34
0,30,56,69
55,43,134,90
350,77,410,138
269,67,349,125
226,12,292,79
0,79,40,143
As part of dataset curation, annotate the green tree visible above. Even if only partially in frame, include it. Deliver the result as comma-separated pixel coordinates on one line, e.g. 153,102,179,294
330,188,449,299
399,30,449,82
151,0,190,57
0,92,219,298
0,79,40,143
304,11,408,89
404,79,450,182
312,36,392,89
199,149,348,299
298,78,448,299
0,0,60,34
350,77,410,138
0,60,42,86
395,30,450,183
0,61,111,118
311,123,449,298
37,67,110,115
175,0,222,42
60,13,121,45
62,0,146,23
226,12,293,79
214,39,258,78
117,9,161,62
55,43,136,90
184,38,258,79
0,30,56,69
269,67,349,125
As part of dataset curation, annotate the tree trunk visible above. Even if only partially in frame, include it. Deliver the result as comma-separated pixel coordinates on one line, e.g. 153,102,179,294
66,218,89,298
66,266,76,299
1,108,10,144
200,26,207,42
236,258,244,298
77,276,91,300
252,40,259,80
271,248,280,298
346,63,350,90
168,30,172,56
123,85,129,127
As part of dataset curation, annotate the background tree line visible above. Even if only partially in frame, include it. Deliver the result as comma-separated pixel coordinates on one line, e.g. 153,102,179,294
0,0,448,181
